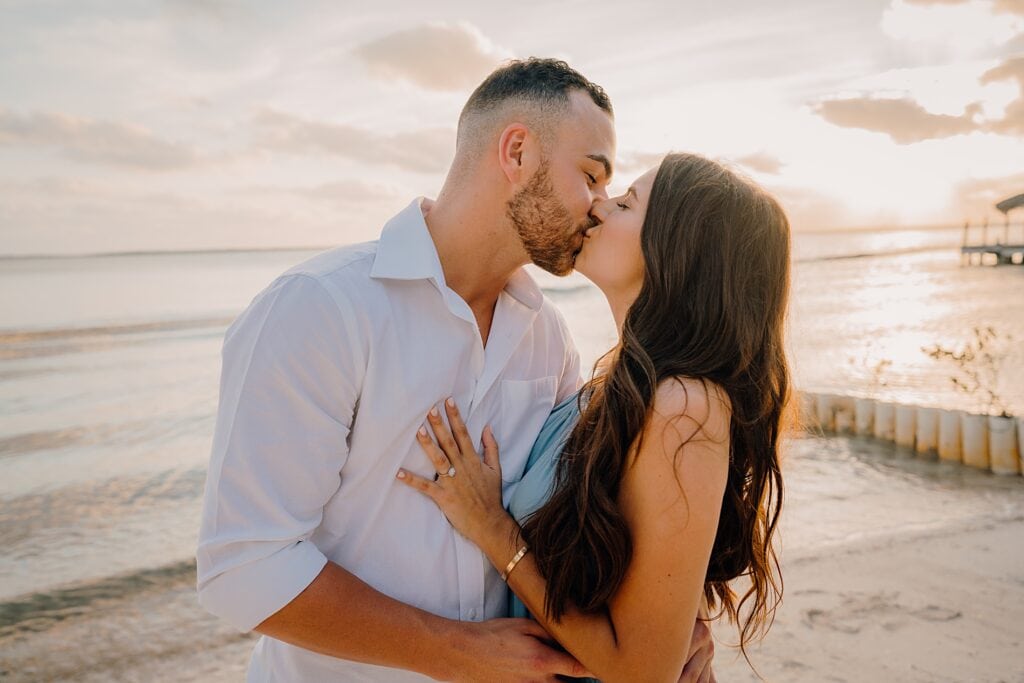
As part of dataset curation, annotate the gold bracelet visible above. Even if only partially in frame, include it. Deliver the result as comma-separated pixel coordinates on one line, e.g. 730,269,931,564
501,545,529,581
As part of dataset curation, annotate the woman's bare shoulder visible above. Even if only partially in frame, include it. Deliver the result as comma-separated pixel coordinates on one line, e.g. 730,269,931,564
621,375,731,536
649,376,732,447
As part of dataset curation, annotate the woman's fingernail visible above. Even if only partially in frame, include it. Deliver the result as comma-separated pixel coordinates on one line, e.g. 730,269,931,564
445,397,455,408
396,470,406,479
417,426,427,437
429,406,439,417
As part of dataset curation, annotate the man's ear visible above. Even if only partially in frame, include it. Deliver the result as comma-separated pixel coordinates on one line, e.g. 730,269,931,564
496,123,539,186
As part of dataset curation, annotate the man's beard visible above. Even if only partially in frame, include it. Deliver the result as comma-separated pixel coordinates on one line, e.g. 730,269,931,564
506,161,593,276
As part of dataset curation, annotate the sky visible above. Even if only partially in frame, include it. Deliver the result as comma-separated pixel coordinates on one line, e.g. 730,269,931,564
1,0,1022,255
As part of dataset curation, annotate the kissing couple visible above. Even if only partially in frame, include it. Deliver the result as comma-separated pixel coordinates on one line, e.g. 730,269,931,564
197,57,790,682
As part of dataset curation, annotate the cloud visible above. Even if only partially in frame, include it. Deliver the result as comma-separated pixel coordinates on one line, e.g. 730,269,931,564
732,152,784,175
813,95,983,143
354,22,511,92
242,179,402,207
815,54,1024,142
904,0,1024,13
252,108,454,173
162,0,242,20
614,150,665,177
996,0,1024,14
762,184,849,231
882,0,1024,53
0,176,111,197
0,173,399,255
0,109,201,169
980,55,1024,134
608,150,784,183
950,169,1024,219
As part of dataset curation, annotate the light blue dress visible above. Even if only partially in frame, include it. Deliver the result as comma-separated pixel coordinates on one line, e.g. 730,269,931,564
505,390,597,681
506,389,581,617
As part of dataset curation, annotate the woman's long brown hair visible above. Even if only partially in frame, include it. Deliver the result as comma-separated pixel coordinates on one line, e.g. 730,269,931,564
520,152,791,659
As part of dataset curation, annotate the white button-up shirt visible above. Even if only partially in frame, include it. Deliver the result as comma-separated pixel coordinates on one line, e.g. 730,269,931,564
197,198,582,681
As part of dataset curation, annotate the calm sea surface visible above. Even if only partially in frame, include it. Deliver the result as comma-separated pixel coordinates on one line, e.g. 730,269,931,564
1,226,1022,679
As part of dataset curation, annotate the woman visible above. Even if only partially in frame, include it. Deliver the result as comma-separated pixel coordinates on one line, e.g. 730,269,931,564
396,152,791,682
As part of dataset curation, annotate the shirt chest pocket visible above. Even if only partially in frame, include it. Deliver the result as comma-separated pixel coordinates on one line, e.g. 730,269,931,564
496,376,559,489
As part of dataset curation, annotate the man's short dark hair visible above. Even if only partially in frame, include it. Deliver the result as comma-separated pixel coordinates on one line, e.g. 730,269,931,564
461,58,612,122
456,58,612,154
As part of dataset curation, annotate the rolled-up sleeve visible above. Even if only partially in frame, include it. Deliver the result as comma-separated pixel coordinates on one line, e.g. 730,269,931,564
196,273,366,632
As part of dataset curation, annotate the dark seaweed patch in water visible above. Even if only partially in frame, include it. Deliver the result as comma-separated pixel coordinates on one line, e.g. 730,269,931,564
0,559,196,637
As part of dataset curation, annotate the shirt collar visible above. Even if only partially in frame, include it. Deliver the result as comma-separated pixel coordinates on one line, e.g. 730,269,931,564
370,197,545,312
370,197,446,283
503,267,544,312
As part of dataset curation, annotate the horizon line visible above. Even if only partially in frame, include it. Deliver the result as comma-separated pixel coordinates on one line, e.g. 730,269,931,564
0,222,982,261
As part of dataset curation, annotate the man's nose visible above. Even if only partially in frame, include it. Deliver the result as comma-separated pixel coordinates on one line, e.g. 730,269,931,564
589,197,610,224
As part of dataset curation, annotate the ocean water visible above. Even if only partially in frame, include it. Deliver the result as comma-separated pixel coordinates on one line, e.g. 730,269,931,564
1,227,1023,679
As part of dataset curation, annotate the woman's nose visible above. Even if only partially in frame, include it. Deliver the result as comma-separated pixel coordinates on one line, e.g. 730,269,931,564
590,197,611,223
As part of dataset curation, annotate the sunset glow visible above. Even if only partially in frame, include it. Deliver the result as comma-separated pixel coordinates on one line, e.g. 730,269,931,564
1,0,1022,254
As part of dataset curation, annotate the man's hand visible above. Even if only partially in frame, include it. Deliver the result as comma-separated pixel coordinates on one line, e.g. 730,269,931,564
253,563,587,682
677,619,716,683
441,618,591,683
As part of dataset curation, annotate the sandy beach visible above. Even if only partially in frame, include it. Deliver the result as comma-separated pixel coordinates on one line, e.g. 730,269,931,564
3,432,1022,682
713,512,1024,682
5,523,1022,682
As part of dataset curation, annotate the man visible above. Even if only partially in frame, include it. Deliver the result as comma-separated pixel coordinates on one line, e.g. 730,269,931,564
197,58,714,681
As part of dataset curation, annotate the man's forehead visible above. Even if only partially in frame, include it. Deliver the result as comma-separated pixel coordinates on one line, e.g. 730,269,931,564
563,91,616,169
567,90,614,133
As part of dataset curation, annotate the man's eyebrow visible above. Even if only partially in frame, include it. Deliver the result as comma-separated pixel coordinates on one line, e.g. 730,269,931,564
586,154,613,180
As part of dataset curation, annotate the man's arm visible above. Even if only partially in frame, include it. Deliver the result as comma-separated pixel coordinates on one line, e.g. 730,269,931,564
197,275,356,630
197,274,585,681
256,561,588,681
681,612,716,682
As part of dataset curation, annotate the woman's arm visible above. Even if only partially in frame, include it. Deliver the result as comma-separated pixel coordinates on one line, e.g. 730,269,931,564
397,379,730,683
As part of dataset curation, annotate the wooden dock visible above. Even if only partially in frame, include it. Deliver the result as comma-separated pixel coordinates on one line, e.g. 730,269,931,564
961,243,1024,265
961,192,1024,265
